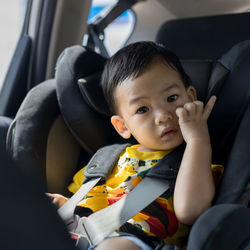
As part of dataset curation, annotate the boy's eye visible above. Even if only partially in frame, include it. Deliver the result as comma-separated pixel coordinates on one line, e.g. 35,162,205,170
167,94,178,102
136,106,149,114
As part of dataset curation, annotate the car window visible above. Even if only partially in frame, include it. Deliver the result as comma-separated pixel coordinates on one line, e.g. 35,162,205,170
0,0,27,91
87,0,135,56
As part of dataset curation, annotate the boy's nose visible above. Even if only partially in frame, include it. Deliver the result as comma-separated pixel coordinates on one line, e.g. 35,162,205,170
155,110,173,125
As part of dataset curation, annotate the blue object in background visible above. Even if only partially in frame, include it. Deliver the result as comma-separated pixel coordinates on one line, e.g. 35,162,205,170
88,6,130,23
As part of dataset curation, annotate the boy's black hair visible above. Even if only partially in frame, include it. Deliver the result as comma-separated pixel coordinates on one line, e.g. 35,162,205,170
101,41,192,114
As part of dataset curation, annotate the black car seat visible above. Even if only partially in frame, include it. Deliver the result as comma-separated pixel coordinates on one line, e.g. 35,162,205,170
155,12,250,249
187,39,250,250
156,12,250,60
6,48,106,195
0,154,76,250
187,100,250,250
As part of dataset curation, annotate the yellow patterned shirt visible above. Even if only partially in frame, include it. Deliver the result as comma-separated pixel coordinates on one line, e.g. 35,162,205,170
68,145,223,247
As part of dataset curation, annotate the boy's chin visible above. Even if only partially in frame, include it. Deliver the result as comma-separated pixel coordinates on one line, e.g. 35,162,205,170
158,139,184,151
137,135,184,152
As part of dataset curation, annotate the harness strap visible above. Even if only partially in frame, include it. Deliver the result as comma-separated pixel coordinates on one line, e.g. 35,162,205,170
59,143,184,246
84,143,130,179
59,143,130,221
58,177,102,222
75,177,169,245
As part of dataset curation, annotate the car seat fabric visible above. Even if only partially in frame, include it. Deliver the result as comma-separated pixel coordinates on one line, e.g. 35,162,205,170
0,116,12,156
156,13,250,60
187,204,250,250
214,102,250,204
207,40,250,165
185,40,250,250
6,79,82,194
0,154,76,250
55,46,113,155
181,60,213,102
7,79,59,187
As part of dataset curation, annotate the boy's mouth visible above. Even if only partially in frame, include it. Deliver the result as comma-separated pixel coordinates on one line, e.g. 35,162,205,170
161,127,178,138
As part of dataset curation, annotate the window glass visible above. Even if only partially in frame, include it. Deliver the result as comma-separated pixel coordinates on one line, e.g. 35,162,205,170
87,0,135,56
0,0,27,90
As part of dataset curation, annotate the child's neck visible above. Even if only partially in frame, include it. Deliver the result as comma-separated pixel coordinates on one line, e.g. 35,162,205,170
137,145,160,152
137,144,176,153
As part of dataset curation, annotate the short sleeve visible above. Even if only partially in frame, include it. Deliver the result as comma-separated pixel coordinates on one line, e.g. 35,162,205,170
68,167,86,194
211,164,224,187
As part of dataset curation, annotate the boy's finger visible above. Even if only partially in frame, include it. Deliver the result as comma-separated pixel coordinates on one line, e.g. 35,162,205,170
193,100,204,115
203,96,216,119
176,106,188,121
46,193,54,201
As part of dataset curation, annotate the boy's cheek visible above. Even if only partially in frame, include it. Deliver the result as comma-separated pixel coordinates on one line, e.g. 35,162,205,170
175,104,185,115
175,99,187,108
175,98,192,113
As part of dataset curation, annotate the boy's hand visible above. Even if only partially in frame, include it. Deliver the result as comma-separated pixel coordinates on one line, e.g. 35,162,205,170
176,96,216,144
46,193,68,208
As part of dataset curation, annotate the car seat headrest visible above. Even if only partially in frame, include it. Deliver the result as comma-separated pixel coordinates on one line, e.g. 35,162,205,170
56,45,109,114
77,72,110,116
7,79,60,187
55,45,113,154
156,13,250,60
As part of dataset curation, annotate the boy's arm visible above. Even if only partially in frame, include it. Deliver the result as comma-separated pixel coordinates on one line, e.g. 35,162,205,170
174,96,216,225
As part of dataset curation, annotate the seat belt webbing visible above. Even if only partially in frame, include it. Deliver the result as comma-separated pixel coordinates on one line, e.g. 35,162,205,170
74,177,169,245
58,177,102,221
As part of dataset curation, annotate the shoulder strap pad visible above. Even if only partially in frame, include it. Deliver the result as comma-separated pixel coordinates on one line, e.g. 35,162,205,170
84,143,131,179
146,143,185,194
146,143,185,179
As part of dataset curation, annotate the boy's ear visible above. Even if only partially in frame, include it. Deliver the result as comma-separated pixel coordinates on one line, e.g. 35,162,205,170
186,85,197,101
111,115,131,139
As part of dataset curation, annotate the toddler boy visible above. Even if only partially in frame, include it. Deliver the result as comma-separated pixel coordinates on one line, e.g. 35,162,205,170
48,41,223,250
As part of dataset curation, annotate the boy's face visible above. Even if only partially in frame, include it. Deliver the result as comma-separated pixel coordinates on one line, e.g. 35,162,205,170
111,59,196,152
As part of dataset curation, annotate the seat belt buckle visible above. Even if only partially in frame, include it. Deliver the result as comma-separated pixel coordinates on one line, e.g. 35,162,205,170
67,213,120,247
70,232,90,248
66,215,93,246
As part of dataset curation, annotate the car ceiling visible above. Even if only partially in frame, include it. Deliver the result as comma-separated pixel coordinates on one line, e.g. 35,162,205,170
128,0,250,44
156,0,250,18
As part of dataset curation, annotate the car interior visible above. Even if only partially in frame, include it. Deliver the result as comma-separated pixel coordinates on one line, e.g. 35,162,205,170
1,0,250,249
